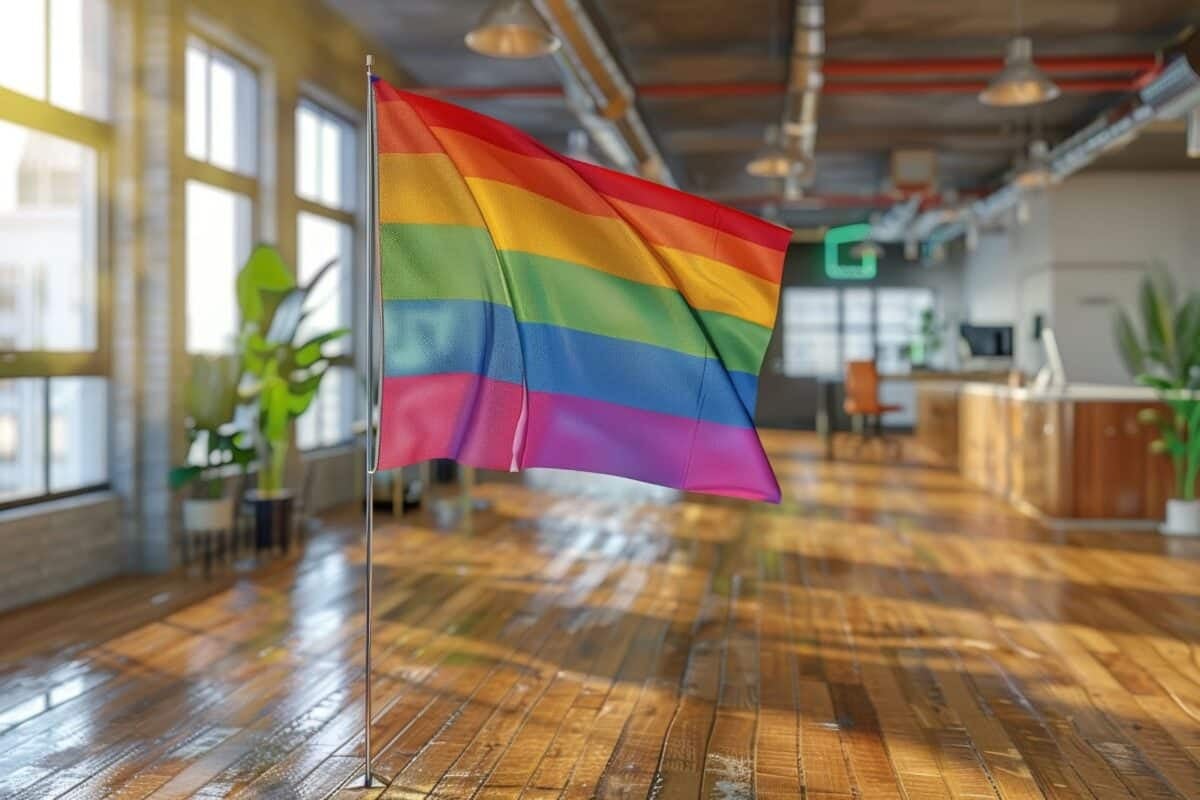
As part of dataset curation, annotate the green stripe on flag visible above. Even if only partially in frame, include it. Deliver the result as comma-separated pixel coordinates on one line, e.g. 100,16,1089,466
379,222,772,375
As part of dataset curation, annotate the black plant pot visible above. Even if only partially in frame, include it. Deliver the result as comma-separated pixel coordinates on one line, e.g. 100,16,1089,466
247,490,295,556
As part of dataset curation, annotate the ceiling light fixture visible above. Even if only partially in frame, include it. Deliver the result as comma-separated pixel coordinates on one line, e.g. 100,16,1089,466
465,0,561,59
980,37,1060,107
746,125,795,178
979,0,1059,108
1014,139,1058,189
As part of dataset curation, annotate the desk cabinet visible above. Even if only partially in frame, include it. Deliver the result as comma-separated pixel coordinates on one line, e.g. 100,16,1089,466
915,387,960,467
947,389,1170,523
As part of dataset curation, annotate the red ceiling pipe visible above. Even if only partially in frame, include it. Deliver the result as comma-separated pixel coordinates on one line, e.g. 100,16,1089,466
824,54,1158,78
818,77,1142,95
715,191,984,209
417,75,1144,99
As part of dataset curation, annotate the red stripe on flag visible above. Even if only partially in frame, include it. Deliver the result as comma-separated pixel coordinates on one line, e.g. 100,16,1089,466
373,80,791,255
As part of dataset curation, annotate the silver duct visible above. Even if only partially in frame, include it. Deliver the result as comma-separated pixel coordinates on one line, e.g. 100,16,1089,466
534,0,676,186
932,35,1200,243
781,0,823,199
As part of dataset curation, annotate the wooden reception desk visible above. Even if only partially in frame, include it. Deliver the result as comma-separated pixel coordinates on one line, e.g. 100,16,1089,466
917,382,1170,526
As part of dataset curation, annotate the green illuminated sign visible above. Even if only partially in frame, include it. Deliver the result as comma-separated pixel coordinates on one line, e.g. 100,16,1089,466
824,223,877,280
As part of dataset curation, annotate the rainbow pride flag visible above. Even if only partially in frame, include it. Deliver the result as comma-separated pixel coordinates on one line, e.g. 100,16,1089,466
372,78,789,502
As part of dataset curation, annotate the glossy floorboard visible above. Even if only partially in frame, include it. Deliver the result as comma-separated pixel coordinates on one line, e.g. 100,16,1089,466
1,432,1199,799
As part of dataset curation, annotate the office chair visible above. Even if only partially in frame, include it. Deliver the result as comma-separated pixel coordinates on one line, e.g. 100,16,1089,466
842,360,903,459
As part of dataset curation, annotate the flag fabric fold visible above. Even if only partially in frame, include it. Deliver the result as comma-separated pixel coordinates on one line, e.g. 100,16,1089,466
372,77,790,502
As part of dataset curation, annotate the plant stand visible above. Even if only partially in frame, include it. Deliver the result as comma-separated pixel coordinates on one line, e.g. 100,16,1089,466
182,497,236,578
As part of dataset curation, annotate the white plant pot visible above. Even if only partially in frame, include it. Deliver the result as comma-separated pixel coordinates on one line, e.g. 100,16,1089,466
182,496,235,532
1160,498,1200,536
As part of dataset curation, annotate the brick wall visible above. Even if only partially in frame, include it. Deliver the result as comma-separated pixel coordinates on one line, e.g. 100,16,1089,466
0,494,123,614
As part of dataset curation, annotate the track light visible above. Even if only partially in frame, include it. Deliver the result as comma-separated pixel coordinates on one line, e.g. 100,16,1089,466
747,125,797,178
1014,139,1058,189
979,37,1060,107
466,0,561,59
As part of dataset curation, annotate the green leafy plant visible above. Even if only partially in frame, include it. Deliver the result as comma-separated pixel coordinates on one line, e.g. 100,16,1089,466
1113,271,1200,500
169,354,255,498
235,245,350,495
909,308,944,368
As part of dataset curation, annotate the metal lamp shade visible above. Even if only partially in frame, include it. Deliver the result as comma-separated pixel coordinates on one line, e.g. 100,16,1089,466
979,37,1061,107
746,146,794,178
465,0,561,59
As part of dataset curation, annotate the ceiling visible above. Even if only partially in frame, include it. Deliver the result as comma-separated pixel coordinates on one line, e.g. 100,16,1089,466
326,0,1200,226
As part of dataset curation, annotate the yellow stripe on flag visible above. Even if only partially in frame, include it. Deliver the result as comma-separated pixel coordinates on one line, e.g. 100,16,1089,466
379,153,778,328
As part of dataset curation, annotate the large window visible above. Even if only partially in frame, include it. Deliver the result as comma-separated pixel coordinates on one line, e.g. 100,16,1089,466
782,287,935,378
295,101,356,450
185,37,258,355
0,1,110,507
0,0,110,118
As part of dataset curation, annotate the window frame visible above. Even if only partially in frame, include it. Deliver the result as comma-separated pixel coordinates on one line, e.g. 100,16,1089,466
184,34,260,182
183,32,262,356
0,39,113,510
781,286,937,379
293,94,358,452
0,0,112,119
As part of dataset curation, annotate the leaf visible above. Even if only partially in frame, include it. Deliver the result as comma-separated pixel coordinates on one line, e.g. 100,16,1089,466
1178,295,1200,385
1136,374,1175,392
168,465,203,490
186,354,241,431
1139,272,1176,375
1113,310,1145,379
260,375,292,444
301,257,339,296
236,245,296,327
294,328,350,367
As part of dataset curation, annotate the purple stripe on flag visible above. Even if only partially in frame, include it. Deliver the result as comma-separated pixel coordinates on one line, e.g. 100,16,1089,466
380,373,780,502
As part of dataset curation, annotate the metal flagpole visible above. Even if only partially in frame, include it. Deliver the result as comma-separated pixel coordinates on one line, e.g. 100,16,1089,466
356,53,386,791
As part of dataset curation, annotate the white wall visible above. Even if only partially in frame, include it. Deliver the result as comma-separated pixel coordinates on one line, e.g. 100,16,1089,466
962,172,1200,385
1048,173,1200,287
963,192,1055,372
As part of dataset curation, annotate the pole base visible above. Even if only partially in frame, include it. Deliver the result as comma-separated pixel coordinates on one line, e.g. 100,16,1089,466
344,771,388,790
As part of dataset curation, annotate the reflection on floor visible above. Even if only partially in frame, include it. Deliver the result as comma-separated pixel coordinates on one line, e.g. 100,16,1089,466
1,431,1198,799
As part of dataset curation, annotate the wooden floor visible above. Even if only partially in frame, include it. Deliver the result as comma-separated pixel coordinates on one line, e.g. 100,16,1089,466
2,432,1200,799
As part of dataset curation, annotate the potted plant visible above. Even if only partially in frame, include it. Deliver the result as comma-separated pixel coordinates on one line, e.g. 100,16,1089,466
1114,271,1200,535
169,354,254,554
235,245,349,552
909,308,945,369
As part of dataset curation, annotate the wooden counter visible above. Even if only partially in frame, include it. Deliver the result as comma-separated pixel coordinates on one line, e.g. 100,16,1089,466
918,383,1172,526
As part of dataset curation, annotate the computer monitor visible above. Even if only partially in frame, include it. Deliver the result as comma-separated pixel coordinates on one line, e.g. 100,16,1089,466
959,324,1014,358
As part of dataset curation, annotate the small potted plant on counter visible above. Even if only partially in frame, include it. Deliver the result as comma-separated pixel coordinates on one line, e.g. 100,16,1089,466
1114,271,1200,535
170,354,254,566
235,245,349,553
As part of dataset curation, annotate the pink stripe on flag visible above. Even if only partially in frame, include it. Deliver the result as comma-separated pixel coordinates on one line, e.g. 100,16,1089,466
379,374,780,502
377,373,523,472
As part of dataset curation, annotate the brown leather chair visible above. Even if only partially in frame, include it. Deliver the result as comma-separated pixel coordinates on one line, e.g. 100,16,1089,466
843,360,902,455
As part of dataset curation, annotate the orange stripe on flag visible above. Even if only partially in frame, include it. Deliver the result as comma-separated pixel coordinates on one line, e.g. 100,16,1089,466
373,83,791,259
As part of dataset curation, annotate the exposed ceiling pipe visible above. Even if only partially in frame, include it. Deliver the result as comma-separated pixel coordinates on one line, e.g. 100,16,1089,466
929,33,1200,245
709,191,978,210
415,52,1159,100
823,54,1158,77
417,75,1150,100
868,196,922,241
780,0,823,199
532,0,676,186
